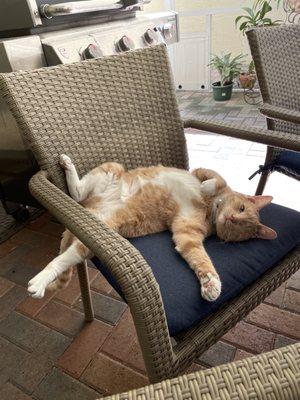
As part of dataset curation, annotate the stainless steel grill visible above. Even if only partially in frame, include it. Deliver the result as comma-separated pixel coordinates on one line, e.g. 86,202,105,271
0,0,179,219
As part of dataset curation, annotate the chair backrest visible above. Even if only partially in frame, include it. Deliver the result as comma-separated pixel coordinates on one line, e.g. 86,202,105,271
0,44,188,193
247,24,300,134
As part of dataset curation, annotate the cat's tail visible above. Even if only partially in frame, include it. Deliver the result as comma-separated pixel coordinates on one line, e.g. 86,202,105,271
46,229,74,292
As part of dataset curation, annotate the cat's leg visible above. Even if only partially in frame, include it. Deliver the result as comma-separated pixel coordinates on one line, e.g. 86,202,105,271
172,216,221,301
59,154,89,202
192,168,227,196
28,239,91,298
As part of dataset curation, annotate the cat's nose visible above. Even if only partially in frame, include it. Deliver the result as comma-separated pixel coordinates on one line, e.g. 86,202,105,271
226,215,236,223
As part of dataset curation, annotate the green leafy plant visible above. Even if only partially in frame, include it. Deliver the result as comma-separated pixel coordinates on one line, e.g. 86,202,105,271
248,60,255,74
209,53,246,86
235,1,282,35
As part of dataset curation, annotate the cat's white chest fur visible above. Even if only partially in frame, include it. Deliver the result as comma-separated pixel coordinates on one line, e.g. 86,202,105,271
152,170,203,216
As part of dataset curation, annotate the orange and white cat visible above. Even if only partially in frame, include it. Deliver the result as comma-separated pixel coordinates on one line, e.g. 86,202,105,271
27,155,277,301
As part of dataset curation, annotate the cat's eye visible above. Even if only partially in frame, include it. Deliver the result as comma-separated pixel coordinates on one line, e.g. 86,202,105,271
240,205,245,212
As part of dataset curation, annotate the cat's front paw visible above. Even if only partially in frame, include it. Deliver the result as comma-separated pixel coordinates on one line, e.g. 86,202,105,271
200,178,217,196
59,154,73,170
199,272,221,301
28,270,54,299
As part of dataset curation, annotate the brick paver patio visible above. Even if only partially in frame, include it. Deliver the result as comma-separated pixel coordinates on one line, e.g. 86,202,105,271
0,92,299,399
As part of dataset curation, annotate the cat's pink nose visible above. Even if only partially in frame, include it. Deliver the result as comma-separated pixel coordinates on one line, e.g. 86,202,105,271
226,215,236,223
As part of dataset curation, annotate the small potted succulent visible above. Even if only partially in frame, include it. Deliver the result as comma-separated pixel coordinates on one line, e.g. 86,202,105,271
209,53,245,101
239,60,256,89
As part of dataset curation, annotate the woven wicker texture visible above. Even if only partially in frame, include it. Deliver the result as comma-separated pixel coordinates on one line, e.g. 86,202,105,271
247,23,300,180
0,43,299,383
247,24,300,121
103,344,300,400
0,44,188,193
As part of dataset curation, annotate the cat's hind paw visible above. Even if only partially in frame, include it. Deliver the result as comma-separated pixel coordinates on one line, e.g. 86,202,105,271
59,154,73,170
200,272,221,301
28,270,54,299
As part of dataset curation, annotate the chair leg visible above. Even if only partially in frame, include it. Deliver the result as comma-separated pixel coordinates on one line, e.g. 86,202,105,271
255,170,271,195
77,261,94,322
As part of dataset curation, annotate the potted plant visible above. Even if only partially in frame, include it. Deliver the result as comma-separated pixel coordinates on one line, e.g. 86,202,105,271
209,53,245,101
239,60,256,89
235,1,282,35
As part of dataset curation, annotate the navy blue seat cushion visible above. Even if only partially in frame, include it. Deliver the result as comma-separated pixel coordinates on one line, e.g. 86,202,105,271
274,150,300,177
92,203,300,336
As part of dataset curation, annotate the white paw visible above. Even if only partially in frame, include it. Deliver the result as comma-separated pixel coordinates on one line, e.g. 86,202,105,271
59,154,73,170
200,179,217,196
28,270,55,299
200,273,221,301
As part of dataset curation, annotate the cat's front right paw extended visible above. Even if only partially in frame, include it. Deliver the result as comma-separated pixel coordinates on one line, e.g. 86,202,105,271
200,272,221,301
59,154,73,170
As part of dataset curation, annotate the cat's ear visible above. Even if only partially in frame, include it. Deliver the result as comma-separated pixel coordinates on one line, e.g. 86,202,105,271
255,224,277,240
248,195,273,210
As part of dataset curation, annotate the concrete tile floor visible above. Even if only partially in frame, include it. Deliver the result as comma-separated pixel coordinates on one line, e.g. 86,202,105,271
0,91,299,399
178,91,300,211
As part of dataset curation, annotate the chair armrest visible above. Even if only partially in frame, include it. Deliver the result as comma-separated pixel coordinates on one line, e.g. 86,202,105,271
260,103,300,125
102,343,300,400
183,118,300,152
29,171,173,380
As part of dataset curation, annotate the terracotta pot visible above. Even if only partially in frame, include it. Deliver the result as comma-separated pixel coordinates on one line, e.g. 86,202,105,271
239,73,256,89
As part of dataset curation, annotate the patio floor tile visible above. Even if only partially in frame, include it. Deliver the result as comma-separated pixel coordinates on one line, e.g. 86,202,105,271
75,291,127,326
0,382,32,400
0,286,27,320
34,368,100,400
17,290,55,318
246,303,300,339
36,301,86,337
222,320,275,354
102,309,146,373
58,320,112,378
0,276,14,297
11,353,53,393
81,353,148,395
234,349,254,361
198,341,236,367
283,289,300,313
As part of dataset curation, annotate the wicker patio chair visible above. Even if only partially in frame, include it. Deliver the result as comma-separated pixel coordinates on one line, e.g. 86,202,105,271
0,44,299,384
102,343,300,400
246,24,300,195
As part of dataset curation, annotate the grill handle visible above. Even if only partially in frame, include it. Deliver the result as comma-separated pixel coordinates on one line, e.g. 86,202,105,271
40,0,150,19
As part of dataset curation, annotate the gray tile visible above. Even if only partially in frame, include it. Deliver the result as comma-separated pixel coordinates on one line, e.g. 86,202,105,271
34,368,100,400
0,336,28,386
11,353,53,393
0,312,71,357
198,341,235,367
75,292,126,325
274,335,297,349
0,382,32,400
0,244,33,276
0,286,27,320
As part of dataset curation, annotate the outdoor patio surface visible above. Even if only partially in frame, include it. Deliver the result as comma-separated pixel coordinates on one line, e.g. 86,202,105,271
0,92,299,400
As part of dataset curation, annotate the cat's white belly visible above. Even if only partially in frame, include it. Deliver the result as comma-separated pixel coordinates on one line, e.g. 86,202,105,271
152,170,203,217
91,169,203,221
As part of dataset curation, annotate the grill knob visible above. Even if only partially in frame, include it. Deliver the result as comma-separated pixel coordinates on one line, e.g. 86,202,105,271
163,23,173,40
116,35,135,52
82,44,103,60
143,29,158,45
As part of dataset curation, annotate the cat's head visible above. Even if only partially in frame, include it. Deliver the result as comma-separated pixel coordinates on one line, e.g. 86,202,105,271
214,193,277,242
